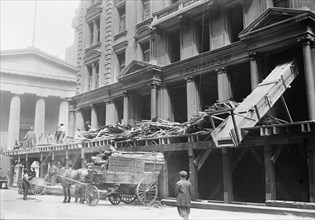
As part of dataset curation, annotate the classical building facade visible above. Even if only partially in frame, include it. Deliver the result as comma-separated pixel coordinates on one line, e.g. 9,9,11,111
0,48,77,151
3,0,315,206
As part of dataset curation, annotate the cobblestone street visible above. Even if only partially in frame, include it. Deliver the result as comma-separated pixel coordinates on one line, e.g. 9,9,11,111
1,189,312,220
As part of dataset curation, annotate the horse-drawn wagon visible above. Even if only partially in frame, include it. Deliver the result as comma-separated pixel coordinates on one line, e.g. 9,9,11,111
84,151,166,206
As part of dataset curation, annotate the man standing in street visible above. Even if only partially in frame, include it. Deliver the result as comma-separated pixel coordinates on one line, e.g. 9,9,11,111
22,169,30,200
175,170,192,220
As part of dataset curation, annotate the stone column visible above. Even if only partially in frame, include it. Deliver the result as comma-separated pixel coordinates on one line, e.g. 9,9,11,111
150,83,158,119
216,67,232,101
106,100,119,125
7,95,21,151
75,108,85,131
300,36,315,120
68,107,75,137
123,91,129,125
58,100,69,134
158,84,174,121
90,104,98,129
185,75,201,121
249,52,260,91
34,97,46,138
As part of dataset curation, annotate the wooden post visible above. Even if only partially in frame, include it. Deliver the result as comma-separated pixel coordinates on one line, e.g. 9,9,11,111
222,148,233,203
264,137,276,201
81,148,85,168
9,158,14,186
158,157,169,198
307,133,315,202
39,153,44,178
188,143,199,199
51,152,56,185
66,150,69,168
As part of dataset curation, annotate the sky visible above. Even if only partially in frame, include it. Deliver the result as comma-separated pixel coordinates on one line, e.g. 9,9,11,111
0,0,80,59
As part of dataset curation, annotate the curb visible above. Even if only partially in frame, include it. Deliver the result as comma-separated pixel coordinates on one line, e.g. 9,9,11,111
161,199,315,218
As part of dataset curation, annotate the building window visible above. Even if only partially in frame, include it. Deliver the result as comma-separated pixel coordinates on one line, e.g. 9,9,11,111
227,4,243,43
171,0,179,4
196,18,210,53
118,5,126,33
88,18,100,46
273,0,290,8
88,22,94,46
87,64,93,91
168,30,180,63
142,0,150,21
95,18,100,43
141,41,150,62
95,62,99,89
117,51,126,72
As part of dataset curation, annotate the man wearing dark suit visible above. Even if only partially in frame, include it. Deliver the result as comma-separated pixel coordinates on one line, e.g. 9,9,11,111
175,170,192,220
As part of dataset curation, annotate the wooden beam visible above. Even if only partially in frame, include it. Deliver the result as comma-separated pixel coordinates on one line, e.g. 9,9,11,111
232,148,247,170
222,148,233,203
264,137,276,200
188,144,199,199
194,149,213,171
250,148,264,167
271,145,284,163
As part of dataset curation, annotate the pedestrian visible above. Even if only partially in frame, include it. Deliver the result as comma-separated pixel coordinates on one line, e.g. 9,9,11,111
175,170,192,220
22,169,30,200
23,126,37,148
57,123,66,144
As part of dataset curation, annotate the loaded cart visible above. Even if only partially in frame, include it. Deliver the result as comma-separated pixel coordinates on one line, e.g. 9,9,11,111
85,151,166,206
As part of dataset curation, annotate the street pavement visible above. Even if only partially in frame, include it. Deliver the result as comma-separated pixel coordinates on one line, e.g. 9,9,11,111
0,189,313,220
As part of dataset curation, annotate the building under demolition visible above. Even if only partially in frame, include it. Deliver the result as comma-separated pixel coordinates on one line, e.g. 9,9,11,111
3,0,315,206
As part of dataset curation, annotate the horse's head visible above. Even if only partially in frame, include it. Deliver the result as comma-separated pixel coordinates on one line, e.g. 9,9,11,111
44,165,60,182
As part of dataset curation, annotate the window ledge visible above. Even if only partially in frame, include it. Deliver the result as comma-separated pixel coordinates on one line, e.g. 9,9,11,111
85,42,102,52
114,30,127,40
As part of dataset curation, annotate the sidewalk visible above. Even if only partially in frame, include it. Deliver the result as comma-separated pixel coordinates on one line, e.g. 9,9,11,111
161,198,315,218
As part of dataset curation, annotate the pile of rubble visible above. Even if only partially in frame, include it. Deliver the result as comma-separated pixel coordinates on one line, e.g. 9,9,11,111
82,100,240,142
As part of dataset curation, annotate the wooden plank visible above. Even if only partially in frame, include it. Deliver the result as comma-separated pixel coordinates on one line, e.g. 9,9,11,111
271,145,284,163
222,148,233,203
194,149,213,171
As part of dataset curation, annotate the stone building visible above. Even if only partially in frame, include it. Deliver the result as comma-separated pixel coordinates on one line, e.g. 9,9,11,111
3,0,315,206
0,48,77,151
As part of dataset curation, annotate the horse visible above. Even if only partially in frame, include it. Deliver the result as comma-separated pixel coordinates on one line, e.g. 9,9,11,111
44,165,92,203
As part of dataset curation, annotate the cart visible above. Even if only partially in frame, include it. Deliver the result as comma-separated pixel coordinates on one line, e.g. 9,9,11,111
18,177,47,196
84,151,165,206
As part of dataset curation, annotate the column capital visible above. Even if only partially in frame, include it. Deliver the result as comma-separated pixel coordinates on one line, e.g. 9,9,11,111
122,90,128,96
297,35,315,46
159,83,166,90
248,52,258,60
184,75,194,83
105,99,113,104
89,104,95,109
215,66,227,75
149,82,159,89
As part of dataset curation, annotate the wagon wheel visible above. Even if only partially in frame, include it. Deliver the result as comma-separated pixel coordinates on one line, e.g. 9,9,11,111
121,186,137,204
122,194,137,204
136,178,158,206
85,185,100,206
31,183,46,195
108,193,122,205
18,180,24,195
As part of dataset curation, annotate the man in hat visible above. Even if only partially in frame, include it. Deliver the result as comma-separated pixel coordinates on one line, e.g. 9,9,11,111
175,170,192,220
22,169,30,200
23,126,36,148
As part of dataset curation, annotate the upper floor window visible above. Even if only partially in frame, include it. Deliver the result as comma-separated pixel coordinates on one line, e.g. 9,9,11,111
273,0,290,8
141,41,150,62
88,18,100,46
118,5,126,33
227,3,243,43
142,0,150,21
171,0,179,4
196,18,210,53
87,64,93,91
117,51,126,72
95,62,100,89
168,30,180,63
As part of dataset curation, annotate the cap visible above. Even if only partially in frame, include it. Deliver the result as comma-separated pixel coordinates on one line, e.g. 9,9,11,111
179,170,187,177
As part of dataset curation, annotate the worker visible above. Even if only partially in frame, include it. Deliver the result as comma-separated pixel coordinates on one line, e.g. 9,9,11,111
175,170,192,220
22,169,30,200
